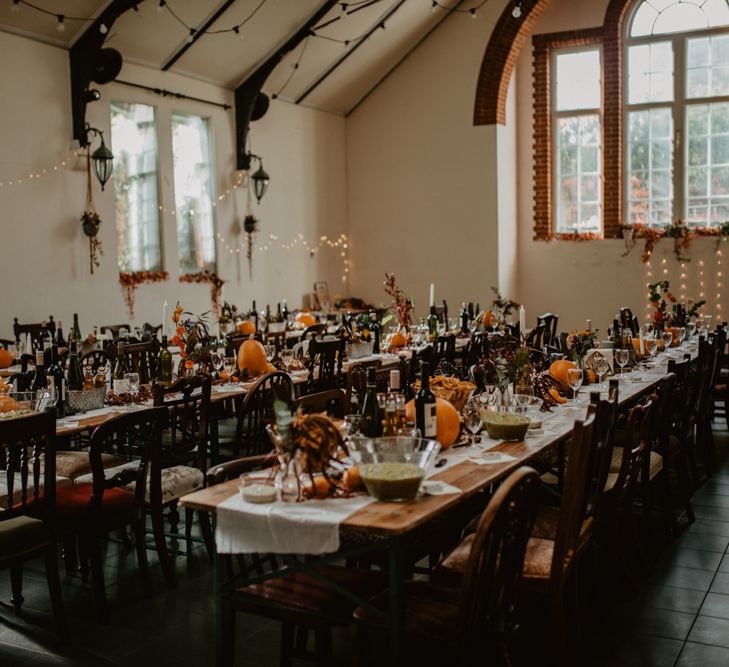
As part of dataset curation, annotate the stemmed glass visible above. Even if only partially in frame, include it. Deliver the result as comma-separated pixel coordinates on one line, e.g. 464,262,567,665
615,349,630,375
124,372,140,400
265,344,277,363
224,356,236,381
678,327,687,349
661,331,673,354
593,356,609,388
437,322,447,336
566,367,583,400
280,349,294,372
644,337,658,362
448,317,459,333
462,398,483,438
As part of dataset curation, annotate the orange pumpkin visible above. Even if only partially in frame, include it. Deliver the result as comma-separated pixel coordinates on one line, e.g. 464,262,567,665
667,327,681,347
389,331,407,348
0,395,20,413
237,335,268,376
405,397,460,449
342,466,364,492
303,475,335,499
481,310,496,329
237,320,256,335
0,347,13,369
295,312,316,328
548,359,578,389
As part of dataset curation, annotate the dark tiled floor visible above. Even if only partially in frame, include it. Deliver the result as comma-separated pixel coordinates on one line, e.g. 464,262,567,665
5,425,729,666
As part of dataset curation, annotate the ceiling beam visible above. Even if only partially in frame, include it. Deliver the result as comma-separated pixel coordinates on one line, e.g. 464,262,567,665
294,0,408,106
161,0,239,72
234,0,339,170
69,0,143,144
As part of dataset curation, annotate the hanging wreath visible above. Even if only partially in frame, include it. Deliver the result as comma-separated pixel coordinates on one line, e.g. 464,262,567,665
620,220,729,262
119,271,169,319
81,145,103,273
243,214,259,279
179,270,226,317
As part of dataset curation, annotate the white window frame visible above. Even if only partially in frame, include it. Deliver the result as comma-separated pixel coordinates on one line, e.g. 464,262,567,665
551,44,604,236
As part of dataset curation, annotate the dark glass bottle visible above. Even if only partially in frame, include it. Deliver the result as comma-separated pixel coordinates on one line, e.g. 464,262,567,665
274,303,284,323
39,320,52,351
427,305,438,341
282,299,289,322
46,345,66,416
251,300,258,330
55,321,66,348
265,304,272,332
32,351,47,390
66,340,84,392
72,313,82,343
157,335,172,386
112,342,129,393
415,361,437,439
460,302,470,334
361,367,381,437
442,300,449,331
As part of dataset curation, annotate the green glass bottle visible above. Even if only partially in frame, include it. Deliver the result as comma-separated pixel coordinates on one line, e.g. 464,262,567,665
112,342,129,393
361,367,381,437
427,305,438,341
157,335,172,386
72,313,82,343
66,341,84,392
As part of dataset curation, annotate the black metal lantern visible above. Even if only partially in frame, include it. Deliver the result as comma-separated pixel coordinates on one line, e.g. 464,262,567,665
85,125,114,190
251,161,270,203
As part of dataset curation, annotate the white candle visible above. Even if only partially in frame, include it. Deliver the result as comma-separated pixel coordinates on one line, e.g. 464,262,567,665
519,305,526,333
162,300,168,337
639,327,645,355
429,283,435,308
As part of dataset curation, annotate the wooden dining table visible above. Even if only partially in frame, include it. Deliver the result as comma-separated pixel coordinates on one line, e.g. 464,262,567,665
179,345,698,667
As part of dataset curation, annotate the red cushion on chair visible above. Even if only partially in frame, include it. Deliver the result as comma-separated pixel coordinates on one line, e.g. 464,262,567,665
53,483,140,529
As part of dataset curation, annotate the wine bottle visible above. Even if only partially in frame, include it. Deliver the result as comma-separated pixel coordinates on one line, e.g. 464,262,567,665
282,299,289,322
415,361,437,439
460,302,470,334
55,321,66,348
66,340,84,392
72,313,82,343
586,319,592,332
46,345,66,416
361,367,381,437
467,302,474,320
39,320,52,351
389,369,401,394
265,304,271,333
251,300,258,330
275,303,284,323
32,351,47,390
427,305,438,341
442,300,449,331
157,335,172,386
112,342,129,393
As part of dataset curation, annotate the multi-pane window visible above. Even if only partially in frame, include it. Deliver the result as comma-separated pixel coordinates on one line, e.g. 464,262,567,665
171,113,217,273
553,48,603,234
625,0,729,227
110,102,162,272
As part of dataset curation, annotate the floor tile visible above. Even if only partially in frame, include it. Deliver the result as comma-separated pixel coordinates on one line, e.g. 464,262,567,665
640,586,706,615
667,548,724,571
693,493,729,509
685,519,729,537
700,592,729,620
590,634,684,667
676,642,729,666
710,572,729,595
718,554,729,572
688,614,729,648
651,565,716,592
674,531,729,553
632,607,695,640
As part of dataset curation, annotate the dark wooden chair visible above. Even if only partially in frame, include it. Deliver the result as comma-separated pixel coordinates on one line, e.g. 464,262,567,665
345,359,383,412
301,323,327,341
120,339,160,384
152,376,214,584
222,371,294,459
99,324,131,342
6,370,34,391
141,323,162,341
13,317,55,351
264,330,287,355
696,332,722,475
225,332,263,357
432,334,456,370
295,389,347,418
80,349,110,374
0,410,67,639
355,467,540,664
53,409,164,623
305,336,344,393
537,313,559,348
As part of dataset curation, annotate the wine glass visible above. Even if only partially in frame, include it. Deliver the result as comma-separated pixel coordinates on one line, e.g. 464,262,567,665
280,349,294,372
661,331,673,353
615,349,630,375
265,343,277,362
514,385,534,406
224,356,236,380
678,327,687,349
437,321,447,336
124,372,140,399
448,317,459,333
644,337,658,361
462,399,483,436
343,414,363,438
593,356,609,388
567,367,583,400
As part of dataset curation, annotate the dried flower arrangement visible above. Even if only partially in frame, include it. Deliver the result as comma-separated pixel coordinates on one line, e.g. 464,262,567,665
118,271,169,319
179,270,225,317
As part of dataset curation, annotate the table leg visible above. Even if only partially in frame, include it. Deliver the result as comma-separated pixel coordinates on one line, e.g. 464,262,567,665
387,536,405,666
210,402,220,466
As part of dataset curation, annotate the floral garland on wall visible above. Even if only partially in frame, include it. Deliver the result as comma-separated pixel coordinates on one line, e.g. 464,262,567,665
119,271,169,319
179,270,225,317
621,221,729,263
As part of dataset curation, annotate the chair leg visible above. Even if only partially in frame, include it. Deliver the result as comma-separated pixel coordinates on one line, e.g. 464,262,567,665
10,563,23,614
44,545,68,641
280,621,295,667
77,537,90,583
314,628,334,667
673,449,696,523
656,473,677,540
185,507,194,556
85,536,110,625
62,537,77,576
151,503,176,588
198,510,214,562
133,518,153,597
220,597,236,667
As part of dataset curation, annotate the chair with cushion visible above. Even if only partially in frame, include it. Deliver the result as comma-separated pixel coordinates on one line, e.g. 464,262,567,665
53,409,164,623
354,467,540,665
120,339,160,384
305,336,345,393
0,410,67,639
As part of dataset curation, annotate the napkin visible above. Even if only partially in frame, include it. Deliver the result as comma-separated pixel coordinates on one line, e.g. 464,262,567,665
420,480,462,496
467,452,518,465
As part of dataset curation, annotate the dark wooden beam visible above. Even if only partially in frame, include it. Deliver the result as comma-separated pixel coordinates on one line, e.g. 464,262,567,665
235,0,339,170
69,0,143,144
162,0,239,72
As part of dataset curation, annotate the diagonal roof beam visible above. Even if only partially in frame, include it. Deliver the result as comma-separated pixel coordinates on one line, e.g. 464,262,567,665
234,0,339,170
162,0,239,72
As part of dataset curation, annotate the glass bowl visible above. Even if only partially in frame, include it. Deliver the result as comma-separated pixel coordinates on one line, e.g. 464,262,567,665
481,405,532,441
0,390,57,420
348,436,441,502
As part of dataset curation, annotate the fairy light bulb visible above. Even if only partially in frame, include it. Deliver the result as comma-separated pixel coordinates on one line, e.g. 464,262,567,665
157,0,166,11
99,23,108,34
431,1,437,12
56,14,65,32
512,1,522,18
186,28,195,43
10,0,19,13
469,8,477,18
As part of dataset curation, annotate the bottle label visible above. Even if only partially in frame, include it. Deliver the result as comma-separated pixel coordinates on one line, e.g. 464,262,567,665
60,378,65,401
423,401,437,438
114,378,130,394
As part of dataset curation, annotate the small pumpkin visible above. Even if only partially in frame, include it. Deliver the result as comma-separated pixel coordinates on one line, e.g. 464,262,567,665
303,475,335,499
481,310,496,329
389,330,407,348
404,397,460,449
237,320,256,336
295,312,316,329
0,346,13,369
548,359,578,389
237,335,268,376
342,466,364,492
0,395,20,413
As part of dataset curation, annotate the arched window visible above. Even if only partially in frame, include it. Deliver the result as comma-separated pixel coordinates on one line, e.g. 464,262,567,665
625,0,729,227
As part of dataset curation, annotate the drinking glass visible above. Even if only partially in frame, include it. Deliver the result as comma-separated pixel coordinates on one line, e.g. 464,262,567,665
448,317,459,332
437,322,447,336
661,331,673,353
678,327,687,348
265,344,277,362
280,349,294,372
124,372,140,398
210,352,223,374
224,356,236,378
566,367,583,400
343,414,363,438
645,337,658,360
514,386,534,406
593,356,609,388
9,341,23,361
615,349,630,375
462,399,482,435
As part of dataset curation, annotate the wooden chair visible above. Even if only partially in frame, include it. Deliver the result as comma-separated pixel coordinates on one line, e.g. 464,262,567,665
225,332,263,357
0,410,67,639
264,330,287,355
696,332,722,475
431,334,456,371
354,467,540,664
120,339,159,384
13,317,55,351
537,313,559,348
222,371,294,459
305,336,344,393
53,409,164,623
295,389,347,418
141,323,162,341
301,323,327,341
345,359,383,412
99,324,131,342
80,349,110,374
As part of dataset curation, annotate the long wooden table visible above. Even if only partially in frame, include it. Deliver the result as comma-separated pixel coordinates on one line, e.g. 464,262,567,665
179,347,696,666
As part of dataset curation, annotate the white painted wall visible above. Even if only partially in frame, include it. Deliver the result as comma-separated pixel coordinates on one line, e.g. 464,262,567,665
0,31,347,340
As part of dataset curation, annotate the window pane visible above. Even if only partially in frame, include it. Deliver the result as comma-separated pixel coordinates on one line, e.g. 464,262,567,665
172,113,217,274
628,43,674,104
110,102,162,273
631,0,729,36
688,35,729,98
686,102,729,227
627,108,674,226
555,50,601,111
556,114,601,234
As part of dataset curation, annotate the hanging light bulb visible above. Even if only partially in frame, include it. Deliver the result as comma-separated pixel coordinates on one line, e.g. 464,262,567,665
186,28,195,44
157,0,166,12
10,0,20,13
469,8,477,18
56,14,66,32
431,0,438,12
512,0,522,18
99,23,108,34
233,25,244,41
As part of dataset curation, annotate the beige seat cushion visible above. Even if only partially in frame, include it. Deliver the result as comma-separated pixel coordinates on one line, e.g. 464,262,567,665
610,448,663,481
52,451,127,480
0,473,72,507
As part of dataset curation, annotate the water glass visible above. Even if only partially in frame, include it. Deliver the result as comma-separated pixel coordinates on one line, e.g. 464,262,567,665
224,356,236,377
448,317,459,332
567,367,583,400
661,331,673,352
124,372,140,397
265,344,277,362
280,349,294,372
593,356,609,388
462,400,483,435
343,414,363,438
615,349,630,375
